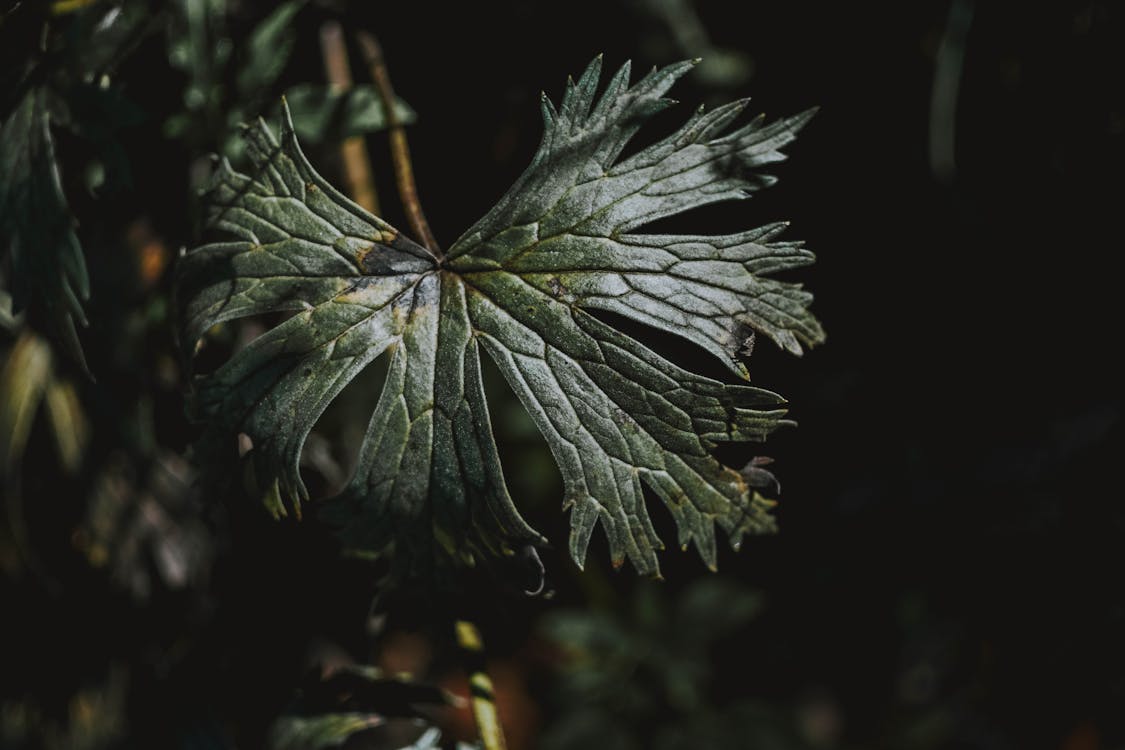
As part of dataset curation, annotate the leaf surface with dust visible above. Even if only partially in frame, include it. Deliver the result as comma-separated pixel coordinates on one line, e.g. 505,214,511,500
179,57,823,575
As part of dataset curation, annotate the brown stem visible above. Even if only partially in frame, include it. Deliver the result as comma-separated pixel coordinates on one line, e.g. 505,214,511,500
319,22,381,215
356,30,440,255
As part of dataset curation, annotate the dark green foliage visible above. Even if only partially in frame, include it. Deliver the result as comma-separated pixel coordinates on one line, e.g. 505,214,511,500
540,579,810,750
269,666,458,750
164,0,412,160
0,0,156,366
179,57,822,576
0,88,90,368
2,2,1121,750
280,84,417,144
164,0,300,152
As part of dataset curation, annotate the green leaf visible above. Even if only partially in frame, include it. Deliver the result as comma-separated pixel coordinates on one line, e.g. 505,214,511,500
269,714,384,750
540,578,772,747
281,84,416,144
401,727,443,750
448,58,822,368
166,0,229,102
236,0,304,102
0,87,90,369
60,0,155,80
0,332,53,475
179,57,822,576
268,666,452,750
271,720,444,750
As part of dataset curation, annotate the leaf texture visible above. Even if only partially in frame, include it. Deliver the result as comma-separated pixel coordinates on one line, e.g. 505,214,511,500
179,57,823,576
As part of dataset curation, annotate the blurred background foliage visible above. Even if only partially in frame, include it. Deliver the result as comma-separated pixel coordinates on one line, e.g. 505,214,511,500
1,0,1122,748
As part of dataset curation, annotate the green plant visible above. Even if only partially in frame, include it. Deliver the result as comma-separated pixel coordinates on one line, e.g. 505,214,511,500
178,55,822,582
540,578,810,750
2,5,822,746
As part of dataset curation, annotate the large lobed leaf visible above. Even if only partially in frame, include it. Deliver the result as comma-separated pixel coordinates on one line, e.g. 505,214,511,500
179,57,823,576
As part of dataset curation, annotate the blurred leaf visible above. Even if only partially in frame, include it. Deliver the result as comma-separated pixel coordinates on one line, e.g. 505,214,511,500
43,378,88,472
281,83,416,143
269,721,445,750
53,81,146,194
675,577,763,643
0,331,52,475
162,111,191,138
0,289,19,330
78,451,211,599
59,0,155,80
0,664,129,750
0,88,90,368
166,0,228,120
166,0,307,158
299,665,453,714
541,579,799,750
397,726,442,749
269,666,454,750
235,0,303,102
269,713,384,750
167,0,228,75
632,0,754,89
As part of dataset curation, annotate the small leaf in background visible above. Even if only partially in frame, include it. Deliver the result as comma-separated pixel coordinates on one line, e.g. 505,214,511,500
179,57,821,577
0,88,91,368
59,0,155,81
236,0,304,102
76,452,211,599
268,666,455,750
0,332,53,475
167,0,230,104
43,378,88,473
281,83,416,143
165,0,310,165
0,328,89,476
539,579,801,750
53,81,147,195
675,577,764,642
269,714,384,750
633,0,755,90
0,663,129,750
165,0,231,146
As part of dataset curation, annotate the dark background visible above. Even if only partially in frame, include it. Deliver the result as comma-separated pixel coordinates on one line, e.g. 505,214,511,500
2,1,1123,748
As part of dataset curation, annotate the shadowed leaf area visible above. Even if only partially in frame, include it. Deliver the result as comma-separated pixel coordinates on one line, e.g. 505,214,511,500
178,56,822,577
268,665,456,750
0,88,91,370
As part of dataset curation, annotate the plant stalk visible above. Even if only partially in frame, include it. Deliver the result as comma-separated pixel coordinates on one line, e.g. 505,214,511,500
356,30,440,255
319,22,381,216
454,619,507,750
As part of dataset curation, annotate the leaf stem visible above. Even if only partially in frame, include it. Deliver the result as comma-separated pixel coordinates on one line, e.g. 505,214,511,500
356,31,440,255
320,22,381,215
454,619,507,750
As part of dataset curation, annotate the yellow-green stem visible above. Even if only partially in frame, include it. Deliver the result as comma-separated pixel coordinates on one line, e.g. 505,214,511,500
454,619,507,750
